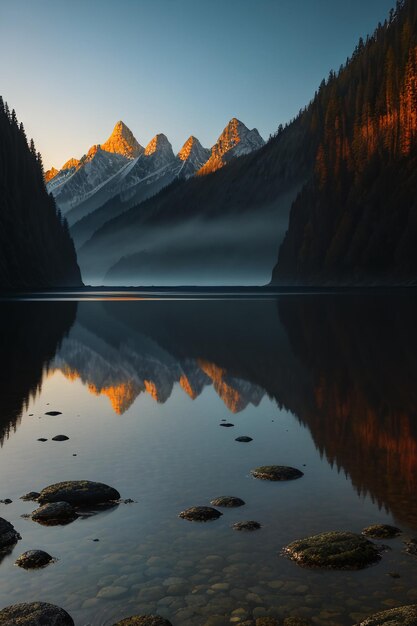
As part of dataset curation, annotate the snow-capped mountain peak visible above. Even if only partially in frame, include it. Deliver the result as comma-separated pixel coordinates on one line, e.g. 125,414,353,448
197,118,264,175
177,136,210,178
101,120,144,159
144,133,173,157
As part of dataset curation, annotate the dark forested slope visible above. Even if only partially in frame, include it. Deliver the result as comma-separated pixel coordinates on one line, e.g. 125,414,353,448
0,98,82,289
273,0,417,284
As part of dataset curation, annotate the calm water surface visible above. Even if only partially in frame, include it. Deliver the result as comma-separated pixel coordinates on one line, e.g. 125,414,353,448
1,294,417,625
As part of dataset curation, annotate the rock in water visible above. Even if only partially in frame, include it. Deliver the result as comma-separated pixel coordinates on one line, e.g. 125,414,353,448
38,481,120,506
0,517,21,549
45,411,62,416
179,506,222,522
114,616,173,625
31,502,77,525
362,524,401,539
354,605,417,625
52,435,69,441
15,550,54,569
210,496,245,507
251,465,304,481
233,521,261,531
20,492,40,502
283,531,382,570
0,601,74,624
235,436,253,442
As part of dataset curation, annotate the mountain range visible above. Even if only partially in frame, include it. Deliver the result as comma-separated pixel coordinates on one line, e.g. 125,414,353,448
45,118,265,254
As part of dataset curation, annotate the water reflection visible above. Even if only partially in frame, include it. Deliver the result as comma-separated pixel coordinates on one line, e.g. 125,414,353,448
0,301,77,445
3,295,417,527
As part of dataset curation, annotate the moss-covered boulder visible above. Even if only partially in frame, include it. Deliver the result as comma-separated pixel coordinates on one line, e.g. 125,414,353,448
38,481,120,506
31,501,77,525
354,604,417,625
113,616,173,625
179,506,222,521
15,550,54,569
362,524,401,539
0,602,74,624
283,531,382,569
210,496,245,507
0,517,21,550
251,466,303,481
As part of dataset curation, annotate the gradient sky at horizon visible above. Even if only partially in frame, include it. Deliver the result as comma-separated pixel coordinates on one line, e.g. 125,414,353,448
0,0,396,169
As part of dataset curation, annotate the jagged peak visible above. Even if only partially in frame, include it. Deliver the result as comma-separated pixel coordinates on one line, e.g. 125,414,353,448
61,157,80,171
45,166,59,182
177,135,207,161
145,133,172,156
101,120,143,158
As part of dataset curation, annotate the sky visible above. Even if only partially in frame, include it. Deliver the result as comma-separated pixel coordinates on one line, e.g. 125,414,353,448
0,0,396,170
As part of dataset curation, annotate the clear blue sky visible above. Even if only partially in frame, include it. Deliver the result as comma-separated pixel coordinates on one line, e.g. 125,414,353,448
0,0,396,170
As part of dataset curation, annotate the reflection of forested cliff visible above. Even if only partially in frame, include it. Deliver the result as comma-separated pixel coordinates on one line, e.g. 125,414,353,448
0,302,77,445
278,295,417,527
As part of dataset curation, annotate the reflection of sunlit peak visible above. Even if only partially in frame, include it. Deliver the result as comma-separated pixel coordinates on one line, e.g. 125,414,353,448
180,374,198,400
88,382,139,414
197,359,244,413
60,365,81,382
144,380,164,403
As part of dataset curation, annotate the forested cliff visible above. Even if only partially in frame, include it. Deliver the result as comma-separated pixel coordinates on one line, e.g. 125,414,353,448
0,98,82,289
273,0,417,284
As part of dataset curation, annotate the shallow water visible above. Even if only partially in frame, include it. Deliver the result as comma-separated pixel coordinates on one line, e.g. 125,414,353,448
1,294,417,625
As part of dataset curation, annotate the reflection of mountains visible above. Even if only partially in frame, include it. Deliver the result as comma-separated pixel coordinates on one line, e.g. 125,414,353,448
52,304,265,414
54,297,417,529
0,302,77,446
6,295,417,529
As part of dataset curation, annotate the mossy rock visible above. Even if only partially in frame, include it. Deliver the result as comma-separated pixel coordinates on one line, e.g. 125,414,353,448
38,480,120,506
256,619,280,626
0,517,21,550
283,531,382,570
233,520,261,531
31,501,77,525
354,604,417,625
0,601,74,625
15,550,54,569
179,506,222,521
251,465,303,481
362,524,401,539
210,496,245,507
284,619,311,626
114,616,173,626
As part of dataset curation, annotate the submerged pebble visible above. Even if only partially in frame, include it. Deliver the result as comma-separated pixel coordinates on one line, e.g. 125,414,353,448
113,616,173,625
235,436,253,442
52,434,69,441
45,411,62,416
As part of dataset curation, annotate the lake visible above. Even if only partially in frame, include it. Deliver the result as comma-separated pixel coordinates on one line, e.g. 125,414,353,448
1,293,417,625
